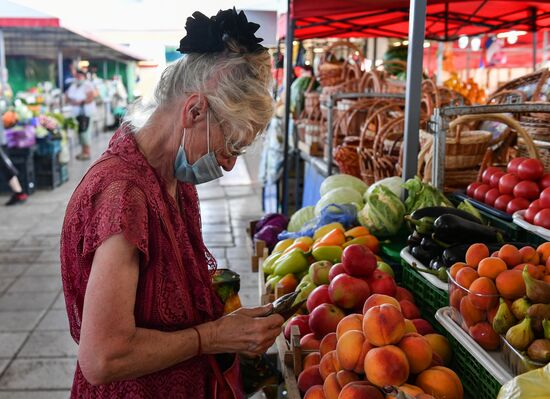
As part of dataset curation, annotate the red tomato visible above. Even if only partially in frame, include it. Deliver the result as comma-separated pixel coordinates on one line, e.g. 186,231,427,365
518,159,544,181
540,174,550,190
530,199,542,209
534,208,550,229
484,188,501,207
506,198,530,215
498,173,521,195
474,184,491,202
540,187,550,209
494,194,514,211
466,182,482,197
513,180,540,200
482,167,502,185
489,171,505,188
507,157,528,174
525,206,540,224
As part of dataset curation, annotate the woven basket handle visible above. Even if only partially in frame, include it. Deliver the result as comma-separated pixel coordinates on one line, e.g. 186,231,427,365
359,71,382,92
321,41,362,64
374,116,404,154
532,68,550,101
486,89,526,104
422,79,441,108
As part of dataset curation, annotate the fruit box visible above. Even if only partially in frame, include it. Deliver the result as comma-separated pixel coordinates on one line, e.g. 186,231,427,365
276,326,312,399
501,335,547,376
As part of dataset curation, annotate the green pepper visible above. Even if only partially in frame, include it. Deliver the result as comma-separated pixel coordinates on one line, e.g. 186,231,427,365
262,251,283,275
273,248,309,276
311,245,343,263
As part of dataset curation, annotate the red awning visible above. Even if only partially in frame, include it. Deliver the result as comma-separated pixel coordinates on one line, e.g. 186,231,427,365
280,0,550,40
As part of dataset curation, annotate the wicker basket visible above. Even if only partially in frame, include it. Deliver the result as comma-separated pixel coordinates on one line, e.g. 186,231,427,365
518,138,550,170
334,136,361,178
493,68,550,101
318,41,362,87
446,115,494,170
303,77,321,119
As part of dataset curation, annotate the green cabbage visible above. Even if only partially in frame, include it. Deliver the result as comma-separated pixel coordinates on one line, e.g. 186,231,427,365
287,206,315,232
404,176,453,213
365,176,403,200
315,187,364,216
320,174,368,197
358,185,405,238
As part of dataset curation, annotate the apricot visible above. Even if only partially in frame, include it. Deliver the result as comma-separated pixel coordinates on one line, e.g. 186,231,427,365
449,287,466,310
424,334,452,365
364,345,410,387
416,366,463,399
363,304,406,346
477,257,507,279
301,333,322,351
362,294,401,314
398,333,433,374
323,370,359,399
537,242,550,263
319,333,337,357
459,295,485,327
336,314,363,339
395,286,415,303
303,385,325,399
297,365,324,394
339,381,384,399
303,352,322,370
514,263,544,279
469,321,500,351
519,246,540,265
468,277,498,310
544,275,550,284
319,350,341,380
416,394,436,399
495,269,526,300
336,330,373,374
449,262,467,279
404,319,418,334
455,267,479,289
498,244,522,267
400,384,425,396
465,243,489,268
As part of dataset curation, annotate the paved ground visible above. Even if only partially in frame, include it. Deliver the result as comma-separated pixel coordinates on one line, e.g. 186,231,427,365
0,131,264,397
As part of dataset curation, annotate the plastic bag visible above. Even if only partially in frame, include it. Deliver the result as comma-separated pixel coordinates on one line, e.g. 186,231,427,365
277,203,357,240
497,363,550,399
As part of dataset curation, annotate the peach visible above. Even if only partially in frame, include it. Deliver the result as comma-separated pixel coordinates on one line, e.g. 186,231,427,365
398,333,433,374
495,269,526,300
514,263,544,279
477,257,507,279
336,314,363,339
424,334,452,365
400,300,421,319
519,246,540,265
455,267,479,289
416,366,463,399
465,243,489,268
498,244,522,267
364,345,410,387
303,352,321,370
459,295,485,327
399,384,425,396
411,319,435,335
416,394,436,399
338,381,384,399
450,288,466,310
468,277,498,310
537,242,550,264
363,304,406,346
430,352,445,367
362,294,401,314
301,333,321,351
450,262,467,279
404,319,418,334
322,370,359,399
303,385,325,399
297,365,324,394
319,350,341,380
469,322,500,351
319,333,337,357
395,286,415,303
336,330,373,374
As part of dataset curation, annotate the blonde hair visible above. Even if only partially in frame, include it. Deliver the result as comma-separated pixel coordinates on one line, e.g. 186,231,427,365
124,40,274,151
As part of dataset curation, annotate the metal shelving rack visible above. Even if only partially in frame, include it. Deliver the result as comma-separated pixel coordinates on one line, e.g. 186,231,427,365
430,102,550,190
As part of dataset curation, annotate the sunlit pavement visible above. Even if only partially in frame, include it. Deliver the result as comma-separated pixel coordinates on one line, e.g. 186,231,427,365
0,131,264,397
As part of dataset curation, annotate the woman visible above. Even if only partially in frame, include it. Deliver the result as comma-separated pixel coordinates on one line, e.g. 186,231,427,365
60,9,283,398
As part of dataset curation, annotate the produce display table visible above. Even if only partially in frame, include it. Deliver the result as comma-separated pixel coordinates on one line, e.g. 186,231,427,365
299,151,332,208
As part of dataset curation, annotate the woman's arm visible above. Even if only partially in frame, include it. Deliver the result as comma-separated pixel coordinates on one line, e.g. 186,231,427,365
78,233,283,386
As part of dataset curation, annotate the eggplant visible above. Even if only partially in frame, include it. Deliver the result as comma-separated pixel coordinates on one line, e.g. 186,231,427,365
411,245,432,265
407,231,424,248
430,257,446,271
405,216,435,235
433,214,505,245
410,206,482,224
421,237,441,253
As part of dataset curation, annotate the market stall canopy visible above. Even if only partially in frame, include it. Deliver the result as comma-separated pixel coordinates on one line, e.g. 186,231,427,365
278,0,550,41
0,0,145,62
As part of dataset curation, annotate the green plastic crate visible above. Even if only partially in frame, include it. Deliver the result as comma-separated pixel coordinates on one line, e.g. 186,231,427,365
519,228,547,247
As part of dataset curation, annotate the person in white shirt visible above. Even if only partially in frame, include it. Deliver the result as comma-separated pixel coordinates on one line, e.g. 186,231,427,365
66,69,97,160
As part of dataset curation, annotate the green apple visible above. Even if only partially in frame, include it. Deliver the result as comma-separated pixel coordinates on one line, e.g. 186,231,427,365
308,260,332,285
376,261,394,278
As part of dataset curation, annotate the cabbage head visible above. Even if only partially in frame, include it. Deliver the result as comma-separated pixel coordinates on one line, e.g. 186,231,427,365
320,174,368,197
315,187,364,216
358,185,405,238
365,176,403,200
287,206,315,232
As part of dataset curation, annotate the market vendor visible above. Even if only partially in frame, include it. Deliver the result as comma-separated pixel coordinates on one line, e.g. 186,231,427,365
60,8,282,398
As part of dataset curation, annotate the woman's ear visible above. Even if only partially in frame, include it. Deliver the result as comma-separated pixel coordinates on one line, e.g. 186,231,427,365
181,94,208,128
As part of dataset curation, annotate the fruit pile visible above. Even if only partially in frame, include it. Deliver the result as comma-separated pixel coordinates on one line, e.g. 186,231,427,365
466,157,548,218
449,242,550,364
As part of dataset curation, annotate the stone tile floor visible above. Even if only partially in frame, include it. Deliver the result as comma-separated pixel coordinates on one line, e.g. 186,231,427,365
0,132,264,397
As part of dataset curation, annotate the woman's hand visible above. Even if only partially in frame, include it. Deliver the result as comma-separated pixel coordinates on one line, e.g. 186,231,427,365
201,304,284,357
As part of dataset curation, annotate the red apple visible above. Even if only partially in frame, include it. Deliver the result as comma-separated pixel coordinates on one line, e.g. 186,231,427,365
328,263,345,282
284,314,311,340
300,333,321,350
328,274,370,309
411,319,435,335
395,286,415,303
307,285,332,313
341,244,377,277
399,300,421,319
367,269,397,297
308,303,345,338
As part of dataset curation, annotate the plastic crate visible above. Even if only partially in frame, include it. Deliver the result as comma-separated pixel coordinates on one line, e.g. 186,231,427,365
35,138,61,157
0,146,35,194
34,154,61,190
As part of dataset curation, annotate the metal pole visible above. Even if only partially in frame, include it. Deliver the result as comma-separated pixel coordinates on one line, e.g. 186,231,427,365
103,60,107,79
466,46,471,80
326,96,334,176
0,30,6,89
402,0,427,190
543,30,548,67
281,8,294,215
436,42,444,85
532,7,538,71
57,50,63,108
432,108,447,190
372,38,378,68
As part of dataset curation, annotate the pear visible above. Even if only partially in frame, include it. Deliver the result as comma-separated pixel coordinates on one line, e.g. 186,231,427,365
493,298,517,335
511,297,531,321
505,316,535,351
543,319,550,340
527,339,550,363
527,304,550,337
523,266,550,304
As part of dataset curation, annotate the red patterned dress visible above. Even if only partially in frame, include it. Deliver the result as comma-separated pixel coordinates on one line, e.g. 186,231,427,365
60,128,224,398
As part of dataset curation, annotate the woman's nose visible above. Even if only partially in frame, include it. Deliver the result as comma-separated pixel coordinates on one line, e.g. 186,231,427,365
219,155,237,171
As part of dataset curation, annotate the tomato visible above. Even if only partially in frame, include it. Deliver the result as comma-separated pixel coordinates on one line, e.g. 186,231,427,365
540,187,550,209
467,182,482,197
534,208,550,230
507,157,528,174
540,174,550,190
494,194,514,211
530,199,542,209
518,159,544,181
506,198,530,215
498,173,521,195
489,171,505,188
482,167,502,185
513,180,540,200
484,188,500,207
474,184,491,202
525,206,540,224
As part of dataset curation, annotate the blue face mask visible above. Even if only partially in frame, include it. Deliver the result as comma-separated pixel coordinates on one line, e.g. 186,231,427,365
174,110,224,185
